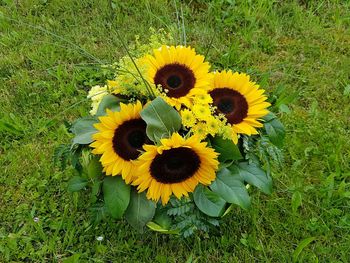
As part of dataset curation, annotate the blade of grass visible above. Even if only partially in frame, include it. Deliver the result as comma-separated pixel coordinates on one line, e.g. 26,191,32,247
0,14,103,64
292,237,316,262
204,32,216,60
180,4,187,46
173,0,182,45
113,29,155,99
106,1,155,98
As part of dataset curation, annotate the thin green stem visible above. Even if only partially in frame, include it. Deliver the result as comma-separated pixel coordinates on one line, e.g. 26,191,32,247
180,5,186,46
114,29,156,99
204,32,215,60
173,0,182,45
105,1,155,99
0,14,103,64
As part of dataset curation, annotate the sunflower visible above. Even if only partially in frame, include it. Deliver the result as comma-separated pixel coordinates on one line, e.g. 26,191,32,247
90,101,150,184
209,71,270,143
132,133,219,205
143,45,212,109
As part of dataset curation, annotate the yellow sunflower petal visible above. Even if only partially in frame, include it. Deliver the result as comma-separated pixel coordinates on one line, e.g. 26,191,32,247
132,133,219,205
210,70,269,136
89,101,148,184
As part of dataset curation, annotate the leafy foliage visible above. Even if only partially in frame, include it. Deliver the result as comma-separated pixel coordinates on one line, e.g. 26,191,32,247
230,162,273,195
67,176,88,192
70,117,98,145
95,94,127,116
256,136,284,167
53,144,84,173
53,144,71,171
125,190,156,232
153,208,172,229
2,0,350,261
210,168,251,210
167,198,220,238
210,136,243,162
103,176,130,219
263,113,285,148
140,97,182,143
87,156,103,179
193,185,226,217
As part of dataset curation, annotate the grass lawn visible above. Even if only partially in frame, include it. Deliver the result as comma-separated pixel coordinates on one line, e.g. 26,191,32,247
1,0,350,262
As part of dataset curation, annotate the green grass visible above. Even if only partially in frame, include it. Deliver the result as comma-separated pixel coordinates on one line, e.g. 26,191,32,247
1,0,350,262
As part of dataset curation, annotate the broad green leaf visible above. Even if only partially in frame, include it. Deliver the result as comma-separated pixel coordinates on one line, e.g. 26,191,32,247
96,94,126,116
154,209,172,229
292,237,316,263
67,176,88,192
230,162,272,194
210,168,251,209
263,112,285,148
140,97,181,143
292,191,302,214
90,180,102,203
103,176,130,219
87,156,103,179
210,136,242,162
70,117,98,145
125,190,156,232
146,222,179,234
193,184,226,217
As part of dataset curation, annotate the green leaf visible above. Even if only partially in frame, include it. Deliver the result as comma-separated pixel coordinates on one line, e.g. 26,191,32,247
210,168,251,210
125,190,156,232
154,209,172,230
67,176,88,192
96,94,126,116
87,156,103,179
230,162,272,194
70,117,98,145
221,204,234,217
292,191,302,213
292,237,316,263
90,180,102,203
263,112,285,148
103,176,130,219
193,184,226,217
146,222,179,234
140,97,181,143
210,136,242,162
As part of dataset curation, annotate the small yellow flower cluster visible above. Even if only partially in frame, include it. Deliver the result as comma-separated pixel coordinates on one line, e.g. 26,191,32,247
88,29,173,114
109,58,157,98
180,92,228,140
87,85,108,115
106,29,173,98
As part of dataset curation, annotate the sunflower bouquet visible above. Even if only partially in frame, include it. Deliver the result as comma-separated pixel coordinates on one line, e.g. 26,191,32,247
56,32,285,237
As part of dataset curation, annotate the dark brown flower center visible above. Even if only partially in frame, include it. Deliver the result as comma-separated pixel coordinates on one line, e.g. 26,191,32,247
112,119,150,161
209,88,248,124
154,63,196,98
150,147,200,184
